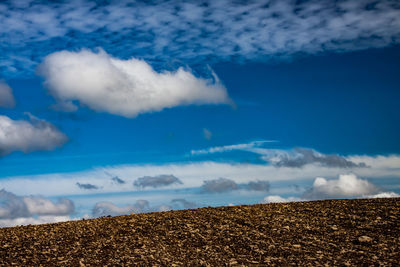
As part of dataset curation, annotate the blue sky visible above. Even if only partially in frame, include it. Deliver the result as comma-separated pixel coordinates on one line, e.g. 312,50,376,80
0,0,400,227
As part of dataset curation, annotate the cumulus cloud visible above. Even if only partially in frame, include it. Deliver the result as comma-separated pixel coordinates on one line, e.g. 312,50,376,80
37,49,230,117
2,1,400,76
133,175,183,189
0,189,74,227
201,178,238,193
302,174,380,199
76,182,99,190
0,113,68,156
0,81,15,108
245,180,270,192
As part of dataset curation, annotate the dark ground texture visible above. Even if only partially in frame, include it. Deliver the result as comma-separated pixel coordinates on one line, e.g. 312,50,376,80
0,198,399,266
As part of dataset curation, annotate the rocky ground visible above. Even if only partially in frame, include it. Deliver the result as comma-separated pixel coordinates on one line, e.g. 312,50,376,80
0,198,399,266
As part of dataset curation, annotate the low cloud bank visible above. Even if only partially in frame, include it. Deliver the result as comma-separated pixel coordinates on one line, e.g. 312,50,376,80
264,174,399,203
92,200,172,217
38,49,231,117
0,113,67,156
0,189,74,227
133,175,183,189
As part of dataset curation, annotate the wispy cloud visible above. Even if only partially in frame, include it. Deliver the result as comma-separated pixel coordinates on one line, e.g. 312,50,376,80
203,128,212,140
192,141,367,168
37,49,231,117
2,0,400,76
191,140,276,155
0,113,67,156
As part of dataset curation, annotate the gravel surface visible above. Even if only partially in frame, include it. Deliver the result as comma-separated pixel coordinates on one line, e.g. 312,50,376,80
1,198,399,266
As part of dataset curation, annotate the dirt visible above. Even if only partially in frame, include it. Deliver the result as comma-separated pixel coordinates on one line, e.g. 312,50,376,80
1,198,399,266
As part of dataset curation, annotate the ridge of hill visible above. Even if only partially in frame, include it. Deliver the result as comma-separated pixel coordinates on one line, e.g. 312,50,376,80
1,198,399,266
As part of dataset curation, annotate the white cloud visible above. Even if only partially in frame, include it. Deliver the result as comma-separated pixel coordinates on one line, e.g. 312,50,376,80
37,49,231,117
0,81,15,108
0,114,68,156
365,192,400,198
263,195,302,203
303,174,380,199
0,215,72,228
2,1,400,76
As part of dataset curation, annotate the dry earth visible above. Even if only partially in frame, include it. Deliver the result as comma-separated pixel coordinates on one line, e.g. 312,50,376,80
0,198,399,266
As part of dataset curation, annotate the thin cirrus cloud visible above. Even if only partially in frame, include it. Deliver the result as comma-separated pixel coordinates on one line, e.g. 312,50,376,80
1,1,400,76
37,49,231,117
0,113,68,156
0,81,15,108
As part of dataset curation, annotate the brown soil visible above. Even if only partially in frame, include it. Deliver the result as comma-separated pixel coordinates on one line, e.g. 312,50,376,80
1,198,399,266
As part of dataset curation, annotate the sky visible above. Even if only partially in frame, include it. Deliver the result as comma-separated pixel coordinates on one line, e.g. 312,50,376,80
0,0,400,227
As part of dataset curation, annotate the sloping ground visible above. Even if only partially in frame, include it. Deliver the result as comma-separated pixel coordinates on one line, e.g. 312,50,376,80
0,198,399,266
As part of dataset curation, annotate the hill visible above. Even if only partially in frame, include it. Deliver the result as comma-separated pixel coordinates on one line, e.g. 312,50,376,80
1,198,399,266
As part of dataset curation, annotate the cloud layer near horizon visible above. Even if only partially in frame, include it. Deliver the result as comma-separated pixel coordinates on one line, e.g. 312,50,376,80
38,49,230,117
264,174,399,203
0,189,74,227
1,0,400,76
1,152,398,197
0,114,67,156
